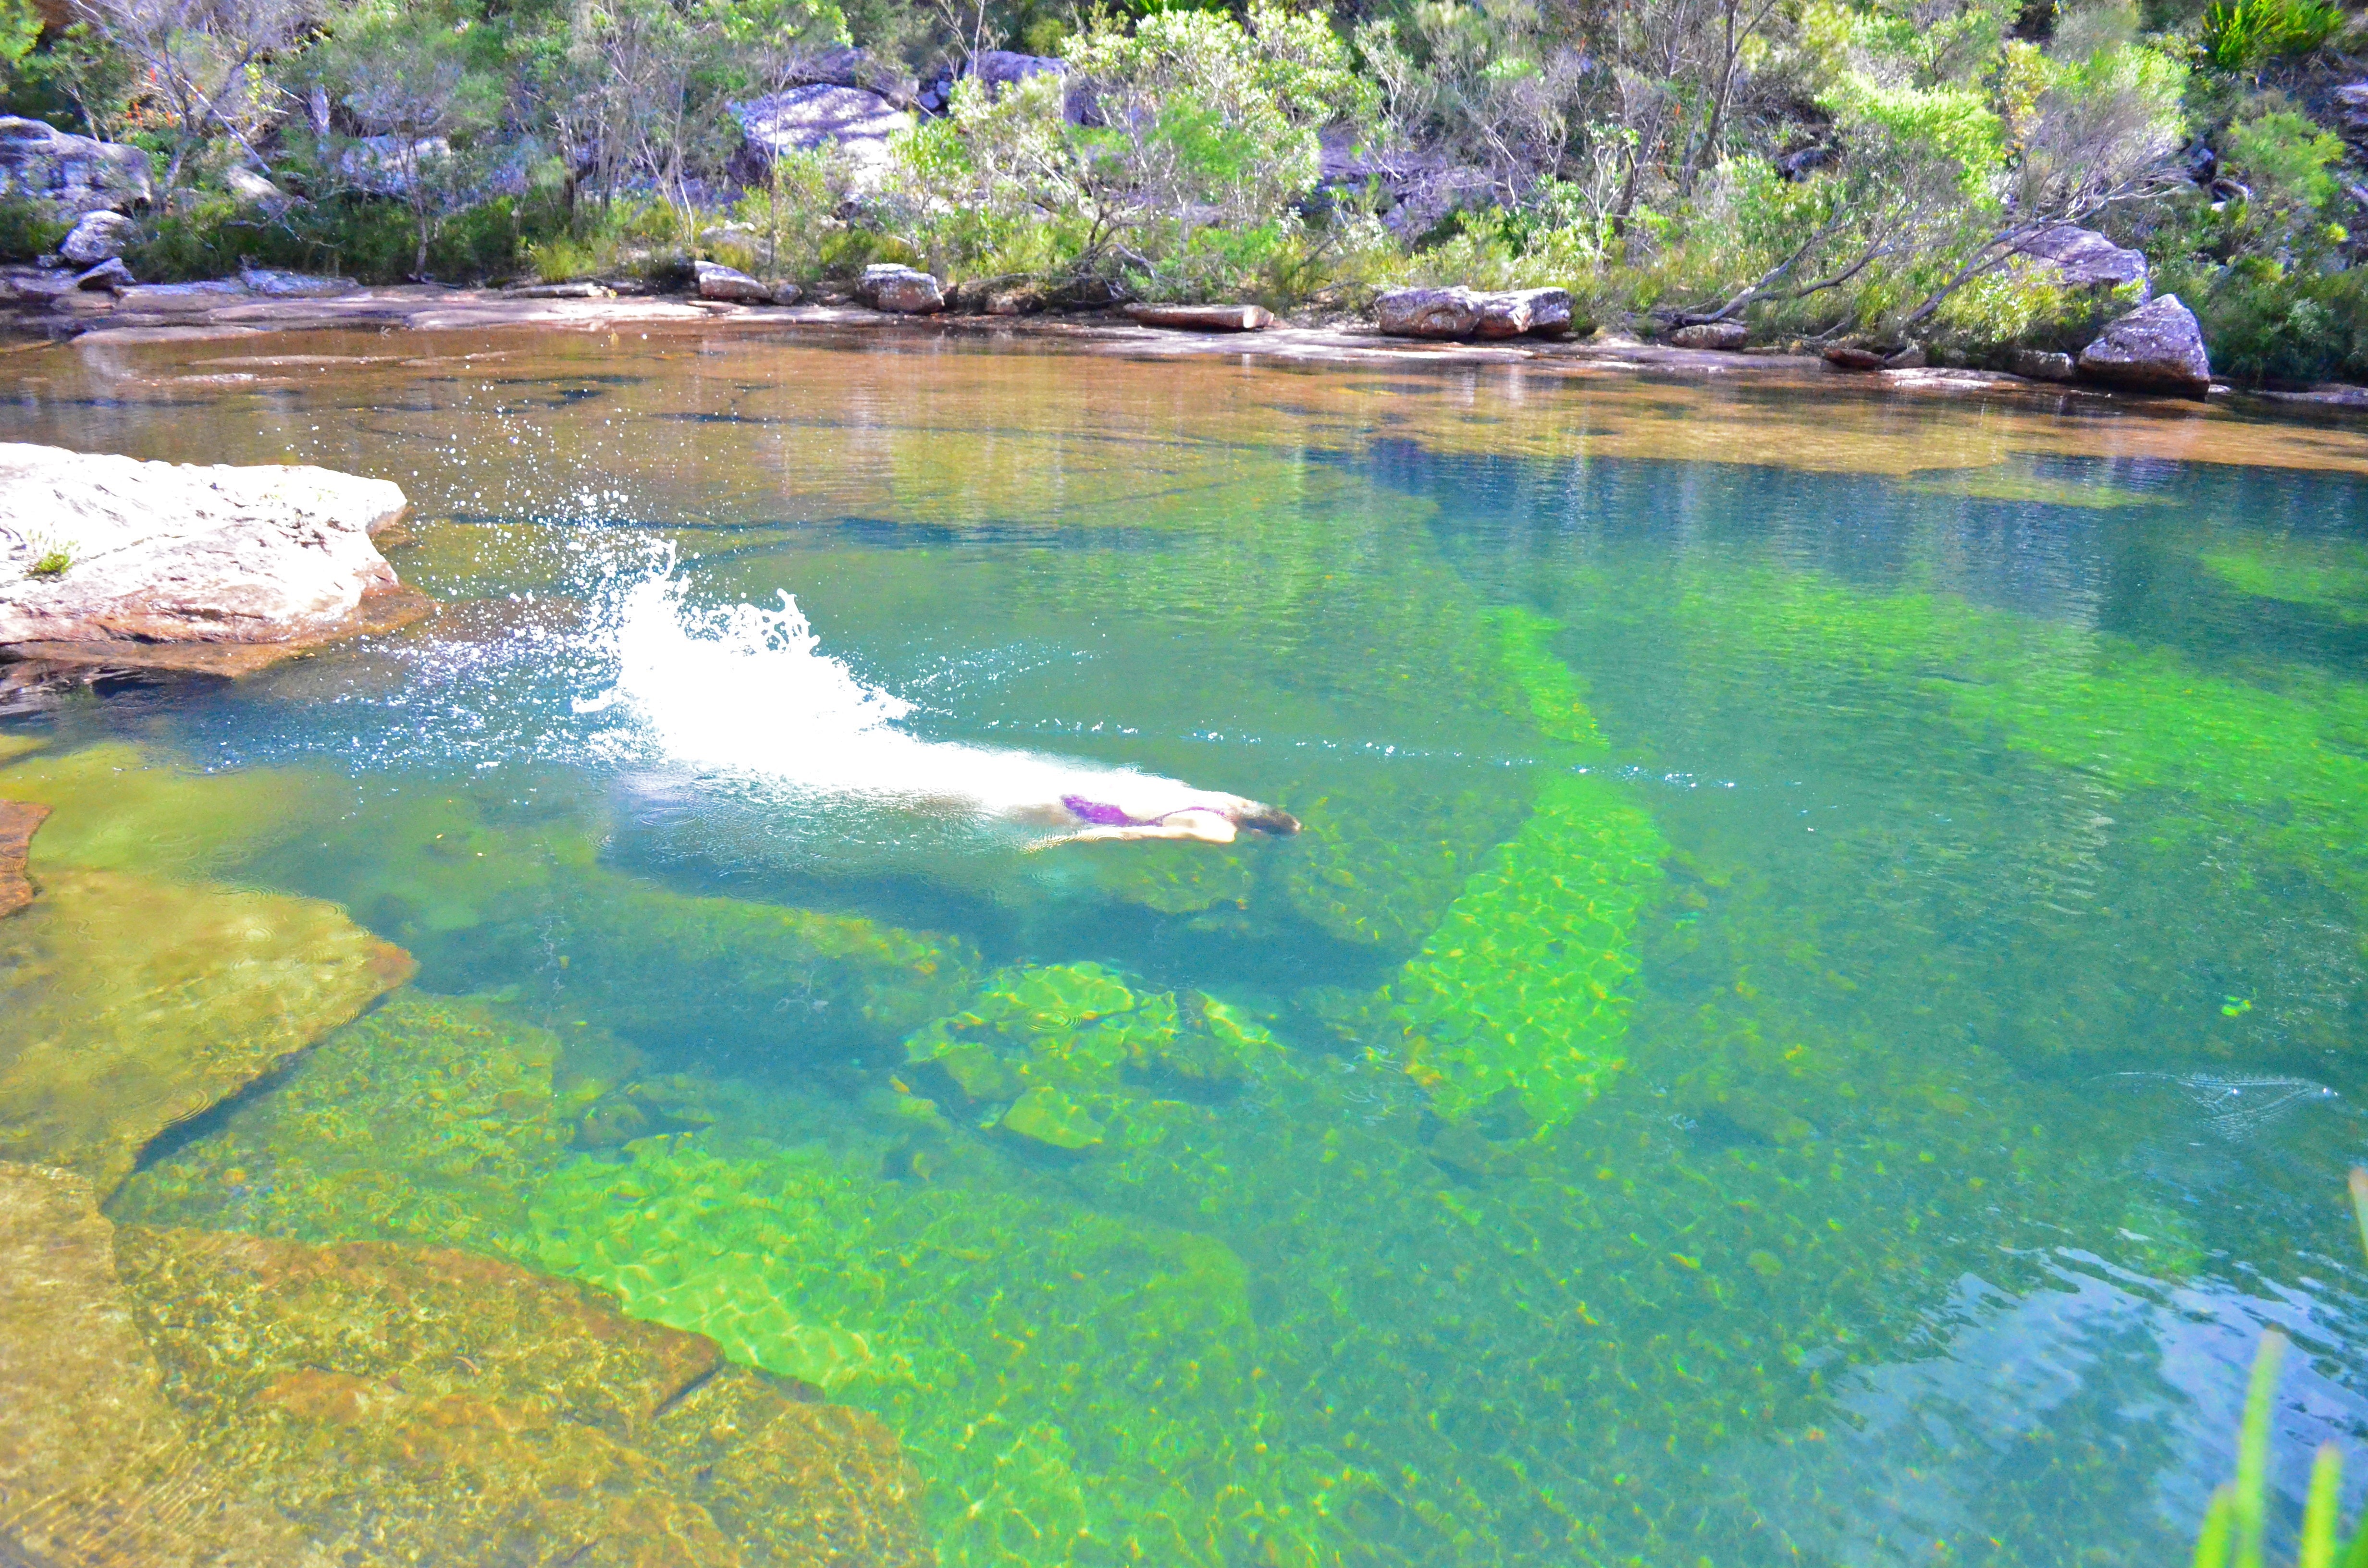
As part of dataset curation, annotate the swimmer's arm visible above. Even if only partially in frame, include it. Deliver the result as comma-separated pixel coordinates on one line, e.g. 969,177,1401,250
1027,820,1239,849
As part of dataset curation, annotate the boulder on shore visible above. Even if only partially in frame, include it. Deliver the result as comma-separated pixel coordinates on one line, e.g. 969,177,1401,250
1376,286,1480,338
0,117,153,216
2076,294,2211,397
856,262,945,314
1670,319,1747,351
2006,346,2076,382
693,259,775,303
2015,223,2149,300
1123,301,1273,331
59,209,133,265
1376,285,1570,341
0,443,426,665
730,83,913,194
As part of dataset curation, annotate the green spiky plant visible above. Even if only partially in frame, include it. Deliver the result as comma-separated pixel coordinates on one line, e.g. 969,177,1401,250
2193,1168,2368,1568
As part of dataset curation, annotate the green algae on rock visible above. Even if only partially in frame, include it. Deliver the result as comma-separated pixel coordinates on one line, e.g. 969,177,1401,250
0,741,341,880
112,1224,933,1568
0,870,415,1197
110,991,570,1251
525,1136,1324,1568
900,962,1277,1149
0,1162,315,1568
2197,536,2368,624
1369,609,1667,1129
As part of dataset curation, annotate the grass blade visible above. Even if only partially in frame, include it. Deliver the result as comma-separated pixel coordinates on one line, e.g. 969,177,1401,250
2303,1442,2344,1568
2196,1485,2237,1568
2348,1167,2368,1267
2236,1330,2288,1568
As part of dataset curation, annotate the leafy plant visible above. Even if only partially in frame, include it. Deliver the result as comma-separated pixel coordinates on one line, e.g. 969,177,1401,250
2192,1167,2368,1568
28,547,70,578
2199,0,2345,71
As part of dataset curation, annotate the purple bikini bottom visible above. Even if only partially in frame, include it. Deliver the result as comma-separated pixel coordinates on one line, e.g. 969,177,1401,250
1061,795,1137,826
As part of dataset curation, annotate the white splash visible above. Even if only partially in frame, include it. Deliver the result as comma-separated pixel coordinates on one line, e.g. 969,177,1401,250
580,554,1221,826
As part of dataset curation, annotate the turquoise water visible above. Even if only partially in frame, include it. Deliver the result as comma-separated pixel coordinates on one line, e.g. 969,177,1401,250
6,330,2368,1564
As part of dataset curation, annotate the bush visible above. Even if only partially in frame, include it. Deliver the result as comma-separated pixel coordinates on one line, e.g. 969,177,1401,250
2199,0,2345,71
126,191,544,284
0,196,67,262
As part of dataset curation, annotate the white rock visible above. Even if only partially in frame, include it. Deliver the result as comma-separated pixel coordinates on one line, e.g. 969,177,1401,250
855,262,944,314
693,259,774,303
0,444,409,648
223,167,288,207
2076,294,2211,398
59,211,133,266
730,84,913,194
0,118,152,215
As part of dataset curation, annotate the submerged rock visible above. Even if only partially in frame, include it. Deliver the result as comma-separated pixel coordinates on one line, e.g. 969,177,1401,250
2077,294,2212,398
0,116,153,215
0,1163,310,1568
0,798,42,916
0,443,430,672
108,1223,933,1568
111,990,570,1250
903,961,1275,1152
0,868,414,1195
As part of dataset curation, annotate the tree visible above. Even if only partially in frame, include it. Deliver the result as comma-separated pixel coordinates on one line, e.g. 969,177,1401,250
308,8,505,274
71,0,310,201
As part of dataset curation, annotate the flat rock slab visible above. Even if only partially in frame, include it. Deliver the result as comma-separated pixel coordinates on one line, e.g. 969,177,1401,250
0,444,415,660
1124,302,1274,331
0,798,43,916
0,1162,313,1568
0,868,415,1195
114,1225,934,1566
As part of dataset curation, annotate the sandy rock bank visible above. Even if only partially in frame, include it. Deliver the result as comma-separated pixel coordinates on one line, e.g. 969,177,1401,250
0,442,427,670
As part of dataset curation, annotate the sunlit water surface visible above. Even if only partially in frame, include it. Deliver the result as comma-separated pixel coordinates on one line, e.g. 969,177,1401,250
7,326,2368,1566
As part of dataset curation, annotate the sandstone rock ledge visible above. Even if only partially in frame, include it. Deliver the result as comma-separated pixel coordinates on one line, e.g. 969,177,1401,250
0,442,431,676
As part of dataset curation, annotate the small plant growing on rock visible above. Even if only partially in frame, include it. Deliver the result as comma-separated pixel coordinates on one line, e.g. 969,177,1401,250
20,532,73,578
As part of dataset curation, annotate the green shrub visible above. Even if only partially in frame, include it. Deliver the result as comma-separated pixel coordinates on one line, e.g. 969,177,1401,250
125,192,539,285
2199,0,2345,71
0,196,66,262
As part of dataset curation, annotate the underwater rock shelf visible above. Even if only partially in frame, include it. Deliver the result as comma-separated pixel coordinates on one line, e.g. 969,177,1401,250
0,1161,933,1566
0,441,432,677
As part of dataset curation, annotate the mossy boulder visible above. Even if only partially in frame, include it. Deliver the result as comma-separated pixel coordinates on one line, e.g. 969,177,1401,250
0,869,415,1196
114,1224,933,1567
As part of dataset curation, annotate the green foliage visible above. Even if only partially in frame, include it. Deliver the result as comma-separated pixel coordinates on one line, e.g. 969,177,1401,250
125,191,541,284
0,197,67,262
27,547,69,577
2225,110,2346,210
2199,0,2345,70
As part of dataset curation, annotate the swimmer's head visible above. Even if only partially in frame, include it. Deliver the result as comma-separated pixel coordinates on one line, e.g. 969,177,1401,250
1233,801,1301,835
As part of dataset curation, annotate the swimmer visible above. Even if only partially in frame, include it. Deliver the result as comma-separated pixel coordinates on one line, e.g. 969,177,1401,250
1024,784,1301,847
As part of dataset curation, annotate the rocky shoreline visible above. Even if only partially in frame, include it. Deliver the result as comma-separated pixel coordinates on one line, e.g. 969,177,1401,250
0,279,2301,412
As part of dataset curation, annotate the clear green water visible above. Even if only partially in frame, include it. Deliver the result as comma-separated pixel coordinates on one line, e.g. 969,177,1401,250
7,329,2368,1565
